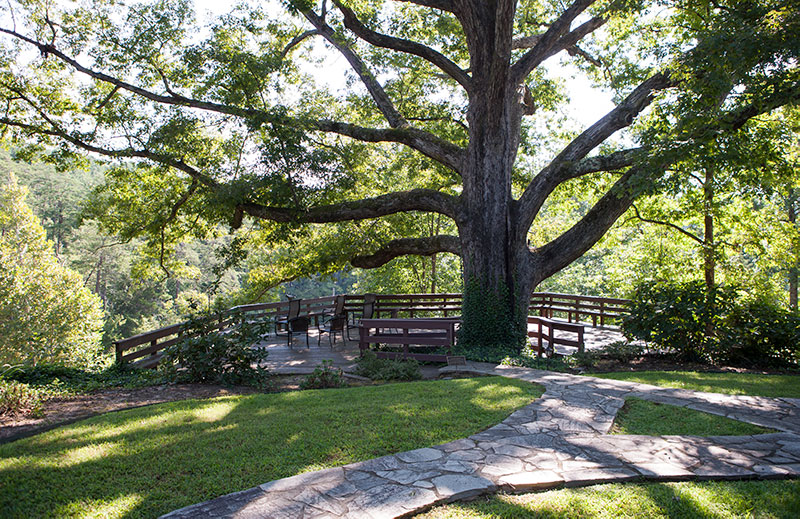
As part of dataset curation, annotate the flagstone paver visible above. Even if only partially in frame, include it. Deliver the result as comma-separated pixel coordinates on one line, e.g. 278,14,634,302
161,364,800,519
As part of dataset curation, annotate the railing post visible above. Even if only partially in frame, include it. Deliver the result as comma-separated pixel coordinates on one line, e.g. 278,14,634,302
114,341,122,364
599,300,604,327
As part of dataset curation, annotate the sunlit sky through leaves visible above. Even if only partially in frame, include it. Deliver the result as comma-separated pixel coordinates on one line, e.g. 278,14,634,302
193,0,615,130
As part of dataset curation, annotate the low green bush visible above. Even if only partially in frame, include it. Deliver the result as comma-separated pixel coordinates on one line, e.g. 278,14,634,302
6,362,162,395
0,379,44,417
355,350,422,381
160,312,270,388
623,281,800,368
499,349,574,372
300,360,346,389
720,298,800,368
598,341,645,363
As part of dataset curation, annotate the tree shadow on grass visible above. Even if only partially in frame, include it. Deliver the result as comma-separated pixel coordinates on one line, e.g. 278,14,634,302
0,377,540,518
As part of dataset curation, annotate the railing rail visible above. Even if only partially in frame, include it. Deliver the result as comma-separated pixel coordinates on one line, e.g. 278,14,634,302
114,292,629,368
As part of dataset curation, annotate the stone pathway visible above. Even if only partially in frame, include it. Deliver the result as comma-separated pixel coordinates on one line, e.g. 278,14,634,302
162,364,800,519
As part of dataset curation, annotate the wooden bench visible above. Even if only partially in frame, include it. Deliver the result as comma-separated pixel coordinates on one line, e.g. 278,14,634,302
359,318,459,362
527,316,585,356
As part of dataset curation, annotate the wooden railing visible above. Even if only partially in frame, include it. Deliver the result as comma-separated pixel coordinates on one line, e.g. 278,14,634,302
529,292,629,327
114,291,629,368
114,296,340,368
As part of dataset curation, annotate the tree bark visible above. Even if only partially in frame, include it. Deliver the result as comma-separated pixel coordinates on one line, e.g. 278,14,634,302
789,188,798,310
703,165,716,339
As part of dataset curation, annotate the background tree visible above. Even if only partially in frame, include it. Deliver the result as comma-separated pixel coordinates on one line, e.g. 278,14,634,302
0,174,103,366
0,0,798,354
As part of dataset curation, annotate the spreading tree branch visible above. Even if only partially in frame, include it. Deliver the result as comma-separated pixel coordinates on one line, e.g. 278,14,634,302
235,188,460,225
351,235,460,268
0,116,220,189
629,203,704,244
0,26,465,173
517,72,672,234
333,0,471,91
280,29,319,60
316,120,464,172
529,168,642,282
510,0,603,85
390,0,455,12
301,8,408,129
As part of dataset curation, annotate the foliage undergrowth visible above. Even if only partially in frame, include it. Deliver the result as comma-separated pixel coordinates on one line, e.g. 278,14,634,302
624,281,800,368
0,374,44,417
355,350,422,381
1,363,165,417
0,377,542,518
300,360,346,389
499,347,574,372
457,279,526,360
160,311,270,388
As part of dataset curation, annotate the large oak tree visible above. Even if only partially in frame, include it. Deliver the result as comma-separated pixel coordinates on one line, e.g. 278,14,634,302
1,0,798,352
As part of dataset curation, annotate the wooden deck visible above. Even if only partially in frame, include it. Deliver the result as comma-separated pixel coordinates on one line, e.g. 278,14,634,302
254,330,362,374
252,320,628,373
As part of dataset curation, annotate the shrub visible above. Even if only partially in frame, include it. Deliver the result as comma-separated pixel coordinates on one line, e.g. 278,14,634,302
720,298,800,368
160,312,270,388
598,341,645,363
570,351,599,369
300,360,346,389
500,352,573,372
624,281,800,368
6,362,162,394
622,281,737,362
355,350,422,381
0,379,44,417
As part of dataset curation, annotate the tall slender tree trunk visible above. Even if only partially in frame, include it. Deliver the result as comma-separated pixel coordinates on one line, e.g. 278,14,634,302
789,188,798,310
703,166,716,339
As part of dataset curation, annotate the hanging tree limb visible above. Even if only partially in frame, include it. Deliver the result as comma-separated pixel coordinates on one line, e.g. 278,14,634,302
0,25,465,174
351,235,461,268
332,0,472,91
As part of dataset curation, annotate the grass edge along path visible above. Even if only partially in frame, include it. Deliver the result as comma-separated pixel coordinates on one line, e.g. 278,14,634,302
421,370,800,519
417,480,800,518
0,376,542,519
593,370,800,399
611,398,777,436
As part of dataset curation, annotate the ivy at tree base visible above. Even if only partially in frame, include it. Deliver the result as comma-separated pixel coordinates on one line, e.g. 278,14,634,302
456,278,527,362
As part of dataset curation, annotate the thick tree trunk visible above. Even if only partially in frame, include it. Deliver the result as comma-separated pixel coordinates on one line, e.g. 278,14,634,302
457,70,530,351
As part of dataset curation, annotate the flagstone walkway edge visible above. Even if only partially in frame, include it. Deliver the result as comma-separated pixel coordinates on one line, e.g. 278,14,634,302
161,364,800,519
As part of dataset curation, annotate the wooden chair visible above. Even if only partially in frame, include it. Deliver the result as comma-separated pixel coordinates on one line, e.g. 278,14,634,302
275,299,301,335
288,315,310,348
348,300,374,341
318,315,347,348
324,295,346,319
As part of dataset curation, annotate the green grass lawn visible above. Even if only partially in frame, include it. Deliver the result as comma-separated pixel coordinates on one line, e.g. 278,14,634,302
0,377,541,519
418,480,800,518
422,370,800,519
594,371,800,398
611,398,775,436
